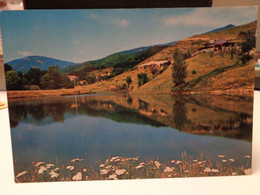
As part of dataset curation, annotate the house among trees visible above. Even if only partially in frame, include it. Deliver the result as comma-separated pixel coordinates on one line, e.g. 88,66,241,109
67,75,79,87
192,39,240,56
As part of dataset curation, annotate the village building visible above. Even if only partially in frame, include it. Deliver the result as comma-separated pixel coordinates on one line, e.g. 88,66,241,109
139,60,171,69
192,38,240,57
67,75,79,87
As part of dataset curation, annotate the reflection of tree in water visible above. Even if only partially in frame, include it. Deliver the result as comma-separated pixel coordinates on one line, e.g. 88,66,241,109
9,101,69,127
9,105,28,128
127,95,133,105
138,99,149,111
172,96,188,130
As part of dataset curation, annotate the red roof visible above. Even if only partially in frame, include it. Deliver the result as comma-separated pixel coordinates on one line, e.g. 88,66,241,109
214,39,228,46
67,75,79,78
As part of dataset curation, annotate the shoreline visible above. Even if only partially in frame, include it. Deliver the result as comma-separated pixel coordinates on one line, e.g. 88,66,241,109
7,87,254,101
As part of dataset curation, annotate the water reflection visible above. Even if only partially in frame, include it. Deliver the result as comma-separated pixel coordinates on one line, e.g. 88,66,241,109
9,94,253,169
9,94,253,141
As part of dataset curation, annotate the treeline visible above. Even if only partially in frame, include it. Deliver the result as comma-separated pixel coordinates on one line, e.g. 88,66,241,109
67,48,159,80
4,65,74,90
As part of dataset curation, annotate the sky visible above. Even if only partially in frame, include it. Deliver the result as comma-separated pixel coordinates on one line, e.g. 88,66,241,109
0,7,258,63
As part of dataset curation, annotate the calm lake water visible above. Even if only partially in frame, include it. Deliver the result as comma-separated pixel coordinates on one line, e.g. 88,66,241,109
9,94,253,171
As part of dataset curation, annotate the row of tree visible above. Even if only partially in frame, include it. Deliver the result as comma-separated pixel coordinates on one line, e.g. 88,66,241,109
5,65,74,90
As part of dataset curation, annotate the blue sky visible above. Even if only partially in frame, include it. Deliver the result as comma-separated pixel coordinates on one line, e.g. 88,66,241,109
1,7,258,63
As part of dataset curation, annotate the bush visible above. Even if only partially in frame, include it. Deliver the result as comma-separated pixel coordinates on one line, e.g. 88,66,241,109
192,70,197,74
29,85,40,90
137,73,148,86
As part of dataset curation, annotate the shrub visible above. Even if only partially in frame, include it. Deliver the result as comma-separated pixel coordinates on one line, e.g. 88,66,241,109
29,85,40,90
192,70,197,74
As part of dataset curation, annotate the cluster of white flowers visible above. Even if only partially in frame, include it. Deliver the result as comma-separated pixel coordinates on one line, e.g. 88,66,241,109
72,172,82,181
163,166,175,173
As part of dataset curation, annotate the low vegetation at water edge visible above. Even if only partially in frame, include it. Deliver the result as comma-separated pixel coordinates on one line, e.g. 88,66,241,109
14,152,252,182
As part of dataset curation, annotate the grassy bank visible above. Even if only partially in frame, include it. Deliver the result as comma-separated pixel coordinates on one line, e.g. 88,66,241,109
15,152,251,182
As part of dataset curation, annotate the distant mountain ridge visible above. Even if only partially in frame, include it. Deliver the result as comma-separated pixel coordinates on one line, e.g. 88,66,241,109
204,24,236,34
120,41,177,54
7,55,75,73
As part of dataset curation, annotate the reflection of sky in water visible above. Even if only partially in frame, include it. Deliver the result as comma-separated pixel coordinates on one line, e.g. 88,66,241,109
11,113,251,170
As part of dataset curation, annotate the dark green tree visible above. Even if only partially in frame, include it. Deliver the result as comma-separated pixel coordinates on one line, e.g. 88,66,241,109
241,31,256,54
126,75,132,87
137,73,148,86
4,64,13,73
86,73,97,84
5,70,23,90
24,67,43,87
172,49,187,87
40,65,63,89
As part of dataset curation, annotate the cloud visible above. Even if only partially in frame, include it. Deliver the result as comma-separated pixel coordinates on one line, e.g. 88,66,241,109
89,13,130,27
17,51,33,56
163,7,257,28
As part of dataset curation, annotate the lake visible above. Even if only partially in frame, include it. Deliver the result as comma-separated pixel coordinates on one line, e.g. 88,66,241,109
8,93,252,171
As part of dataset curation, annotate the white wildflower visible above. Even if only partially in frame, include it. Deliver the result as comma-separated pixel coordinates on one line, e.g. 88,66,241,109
46,164,54,169
154,161,161,169
218,155,225,158
53,168,60,172
136,165,144,169
110,156,119,162
133,157,139,161
34,161,45,167
115,169,126,176
211,169,219,173
82,168,87,172
163,166,175,173
109,173,118,180
66,165,74,171
175,160,181,165
229,159,235,162
135,162,145,170
245,155,251,159
49,171,59,178
100,169,109,175
204,167,211,173
222,160,227,163
99,164,105,168
244,169,251,175
232,172,238,176
71,158,83,163
16,171,28,178
38,166,47,174
72,172,82,181
170,160,175,164
184,170,190,173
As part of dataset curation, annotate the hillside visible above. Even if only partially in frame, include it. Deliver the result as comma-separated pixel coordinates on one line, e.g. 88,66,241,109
6,21,257,97
6,55,75,73
63,45,169,74
131,21,256,95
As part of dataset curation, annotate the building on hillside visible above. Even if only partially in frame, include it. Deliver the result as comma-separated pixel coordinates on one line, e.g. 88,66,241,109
139,60,171,69
67,75,79,87
193,39,240,57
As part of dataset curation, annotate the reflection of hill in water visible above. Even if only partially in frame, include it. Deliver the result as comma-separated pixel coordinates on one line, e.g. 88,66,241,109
9,94,252,141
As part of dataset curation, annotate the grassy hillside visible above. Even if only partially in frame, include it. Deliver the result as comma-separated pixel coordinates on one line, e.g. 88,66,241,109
63,46,168,73
131,21,256,95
